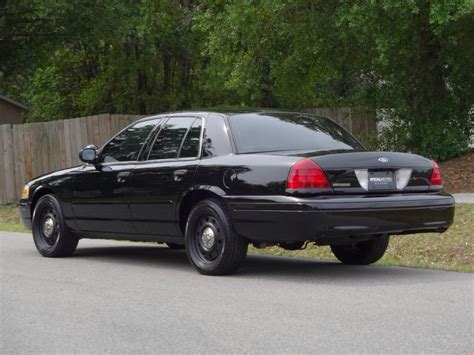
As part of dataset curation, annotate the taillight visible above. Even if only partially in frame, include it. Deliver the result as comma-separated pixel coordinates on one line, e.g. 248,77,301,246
286,159,331,190
430,160,442,187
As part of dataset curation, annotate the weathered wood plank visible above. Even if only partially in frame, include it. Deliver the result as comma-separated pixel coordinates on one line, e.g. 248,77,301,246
51,120,61,171
92,116,101,146
72,118,80,164
23,123,33,182
2,125,16,203
31,123,40,178
58,120,67,168
0,125,6,204
47,121,55,172
17,124,25,186
39,122,48,175
73,117,83,165
63,119,72,166
111,114,121,136
12,124,24,200
98,113,110,146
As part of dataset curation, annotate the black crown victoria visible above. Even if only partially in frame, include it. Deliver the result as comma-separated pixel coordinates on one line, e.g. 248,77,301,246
20,111,454,275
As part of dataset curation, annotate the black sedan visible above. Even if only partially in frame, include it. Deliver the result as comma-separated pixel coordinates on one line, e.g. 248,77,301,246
19,111,455,275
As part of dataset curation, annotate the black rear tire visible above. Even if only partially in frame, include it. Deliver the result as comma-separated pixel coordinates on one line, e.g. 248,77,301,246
330,235,389,265
32,194,79,257
185,198,248,275
166,242,185,250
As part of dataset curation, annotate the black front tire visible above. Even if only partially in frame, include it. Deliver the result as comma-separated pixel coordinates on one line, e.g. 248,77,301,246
330,235,390,265
32,194,79,257
185,198,248,275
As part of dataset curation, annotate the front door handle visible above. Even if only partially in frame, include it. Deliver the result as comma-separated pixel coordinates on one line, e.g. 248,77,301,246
173,169,187,182
117,171,131,183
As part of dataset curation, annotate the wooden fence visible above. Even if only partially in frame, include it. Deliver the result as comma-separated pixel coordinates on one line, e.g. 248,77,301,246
0,114,140,205
302,107,376,139
0,109,375,205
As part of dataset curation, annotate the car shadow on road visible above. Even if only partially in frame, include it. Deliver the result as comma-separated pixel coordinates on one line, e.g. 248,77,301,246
239,254,443,285
72,243,453,285
74,244,189,269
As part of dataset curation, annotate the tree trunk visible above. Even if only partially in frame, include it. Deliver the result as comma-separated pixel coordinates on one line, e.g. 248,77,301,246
133,37,147,114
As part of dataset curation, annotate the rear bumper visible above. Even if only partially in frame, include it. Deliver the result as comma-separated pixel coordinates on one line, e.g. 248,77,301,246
225,193,455,244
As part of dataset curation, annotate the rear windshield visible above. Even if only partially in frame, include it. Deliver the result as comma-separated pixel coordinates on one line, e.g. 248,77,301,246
228,113,363,154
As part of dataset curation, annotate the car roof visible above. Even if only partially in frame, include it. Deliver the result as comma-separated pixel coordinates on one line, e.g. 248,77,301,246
135,109,317,123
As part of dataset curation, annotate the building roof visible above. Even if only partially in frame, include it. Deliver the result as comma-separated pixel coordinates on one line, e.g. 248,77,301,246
0,95,28,110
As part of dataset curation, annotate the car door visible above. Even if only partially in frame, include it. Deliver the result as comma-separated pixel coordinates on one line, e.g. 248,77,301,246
129,116,203,236
72,118,161,234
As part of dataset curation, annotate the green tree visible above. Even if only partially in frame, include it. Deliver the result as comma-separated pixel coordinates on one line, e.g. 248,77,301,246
1,0,203,121
1,0,472,160
195,0,473,160
347,0,474,160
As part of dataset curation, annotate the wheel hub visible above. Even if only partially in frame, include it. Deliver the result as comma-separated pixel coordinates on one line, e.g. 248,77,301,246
43,217,55,238
201,227,216,251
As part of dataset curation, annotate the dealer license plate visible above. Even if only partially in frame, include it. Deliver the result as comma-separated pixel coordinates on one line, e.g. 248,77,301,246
368,170,396,191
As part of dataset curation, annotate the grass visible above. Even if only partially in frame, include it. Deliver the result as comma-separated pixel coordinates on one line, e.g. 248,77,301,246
1,204,472,272
0,222,28,233
0,206,28,233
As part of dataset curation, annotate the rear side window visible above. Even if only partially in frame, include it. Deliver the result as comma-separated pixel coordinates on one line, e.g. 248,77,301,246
148,117,196,160
179,119,202,158
100,119,160,162
228,113,363,154
202,114,233,157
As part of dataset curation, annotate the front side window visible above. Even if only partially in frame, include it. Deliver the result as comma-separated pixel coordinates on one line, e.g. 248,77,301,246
148,117,196,160
100,119,160,163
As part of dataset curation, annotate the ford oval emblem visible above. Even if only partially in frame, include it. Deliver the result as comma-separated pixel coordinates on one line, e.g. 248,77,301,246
378,157,389,163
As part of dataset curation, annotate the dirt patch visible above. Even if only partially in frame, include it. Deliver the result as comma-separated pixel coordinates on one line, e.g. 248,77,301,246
440,151,473,193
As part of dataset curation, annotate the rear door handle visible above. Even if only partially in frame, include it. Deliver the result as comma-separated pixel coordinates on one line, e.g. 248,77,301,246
117,171,131,183
173,169,187,181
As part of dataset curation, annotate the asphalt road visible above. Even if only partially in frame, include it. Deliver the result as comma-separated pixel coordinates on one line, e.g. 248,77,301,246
1,231,473,354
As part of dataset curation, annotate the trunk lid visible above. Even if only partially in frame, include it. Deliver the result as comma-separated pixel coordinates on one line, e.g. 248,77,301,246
308,151,434,193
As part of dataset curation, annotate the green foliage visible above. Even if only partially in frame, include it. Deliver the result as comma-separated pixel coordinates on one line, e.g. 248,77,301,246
1,0,202,119
0,0,472,159
353,0,474,160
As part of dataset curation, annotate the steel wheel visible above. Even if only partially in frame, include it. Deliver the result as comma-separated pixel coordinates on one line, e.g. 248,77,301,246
32,194,78,257
192,214,225,263
185,198,248,275
34,202,60,251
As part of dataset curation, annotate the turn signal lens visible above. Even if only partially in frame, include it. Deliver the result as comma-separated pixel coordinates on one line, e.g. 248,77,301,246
286,159,331,190
21,185,29,199
430,160,442,187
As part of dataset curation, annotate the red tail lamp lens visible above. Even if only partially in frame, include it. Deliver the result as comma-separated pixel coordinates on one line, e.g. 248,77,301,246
287,159,331,189
430,160,442,186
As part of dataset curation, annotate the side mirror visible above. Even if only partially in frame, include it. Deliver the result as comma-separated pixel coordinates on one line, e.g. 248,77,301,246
79,145,98,164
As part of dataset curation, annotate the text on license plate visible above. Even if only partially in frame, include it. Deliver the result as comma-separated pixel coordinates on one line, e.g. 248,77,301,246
368,171,396,190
